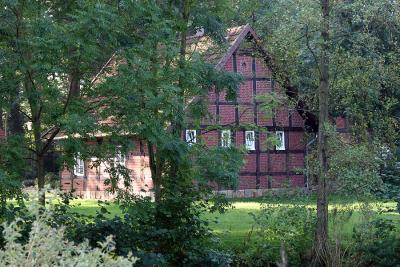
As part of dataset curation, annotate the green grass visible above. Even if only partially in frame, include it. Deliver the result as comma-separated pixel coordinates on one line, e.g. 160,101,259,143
68,199,122,217
69,196,399,249
204,201,261,249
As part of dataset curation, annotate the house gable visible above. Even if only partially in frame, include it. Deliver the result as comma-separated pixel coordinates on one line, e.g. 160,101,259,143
60,25,308,197
199,25,307,190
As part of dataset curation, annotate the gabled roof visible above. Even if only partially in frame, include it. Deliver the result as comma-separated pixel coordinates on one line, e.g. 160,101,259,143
203,24,318,131
92,24,261,86
215,24,259,70
186,24,260,70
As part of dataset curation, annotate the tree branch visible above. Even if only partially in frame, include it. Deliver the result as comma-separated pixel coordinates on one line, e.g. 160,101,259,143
251,37,319,132
305,25,320,75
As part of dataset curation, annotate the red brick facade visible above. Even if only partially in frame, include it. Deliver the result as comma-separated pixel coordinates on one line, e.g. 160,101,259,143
196,40,307,190
61,139,153,193
60,25,308,194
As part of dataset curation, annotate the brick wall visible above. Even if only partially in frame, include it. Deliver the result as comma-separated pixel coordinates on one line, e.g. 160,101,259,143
61,138,152,193
209,42,306,191
239,175,257,189
242,154,257,172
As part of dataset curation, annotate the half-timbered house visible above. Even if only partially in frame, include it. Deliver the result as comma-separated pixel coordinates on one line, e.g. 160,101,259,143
60,24,310,197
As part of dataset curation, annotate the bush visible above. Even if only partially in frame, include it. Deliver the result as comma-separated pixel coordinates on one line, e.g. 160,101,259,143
237,198,316,266
350,218,400,267
0,203,137,266
52,190,233,266
307,128,382,196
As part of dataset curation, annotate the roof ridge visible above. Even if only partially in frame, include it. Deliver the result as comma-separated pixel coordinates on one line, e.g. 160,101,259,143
215,23,258,70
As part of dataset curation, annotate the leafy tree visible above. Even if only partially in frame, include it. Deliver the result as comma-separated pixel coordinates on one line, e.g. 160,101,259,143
0,0,245,206
94,0,243,201
0,0,121,204
226,0,400,264
82,2,246,263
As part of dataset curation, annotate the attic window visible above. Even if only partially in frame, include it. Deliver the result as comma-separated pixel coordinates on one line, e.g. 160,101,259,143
241,61,247,70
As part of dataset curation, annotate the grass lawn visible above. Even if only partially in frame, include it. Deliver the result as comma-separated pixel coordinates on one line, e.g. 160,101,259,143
69,196,399,249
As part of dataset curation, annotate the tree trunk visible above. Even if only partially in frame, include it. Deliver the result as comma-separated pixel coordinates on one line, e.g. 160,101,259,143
315,0,330,264
37,155,45,206
0,109,3,130
32,118,45,206
148,141,162,202
169,0,190,179
8,101,24,136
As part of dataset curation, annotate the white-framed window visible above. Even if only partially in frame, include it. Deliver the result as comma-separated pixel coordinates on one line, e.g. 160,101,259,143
185,129,197,145
74,153,85,176
275,131,285,150
114,148,126,166
221,129,231,148
245,130,255,150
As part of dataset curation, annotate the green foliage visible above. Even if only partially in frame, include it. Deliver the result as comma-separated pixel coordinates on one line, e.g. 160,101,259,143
350,218,400,267
51,191,233,266
0,203,137,266
0,205,33,251
328,144,382,197
0,136,27,210
237,199,316,266
379,159,400,201
191,145,245,189
307,127,382,196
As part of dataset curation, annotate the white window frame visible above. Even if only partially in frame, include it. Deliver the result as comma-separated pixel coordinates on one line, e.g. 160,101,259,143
74,153,85,176
275,131,285,151
185,129,197,145
113,147,126,166
221,129,231,148
245,130,256,150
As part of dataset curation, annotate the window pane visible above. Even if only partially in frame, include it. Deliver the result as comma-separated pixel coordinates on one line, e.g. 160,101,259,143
74,154,84,176
114,149,126,166
221,130,231,147
245,131,255,150
275,131,285,150
186,130,196,144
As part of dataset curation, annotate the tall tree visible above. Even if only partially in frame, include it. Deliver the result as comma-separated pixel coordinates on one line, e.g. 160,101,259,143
95,0,243,203
226,0,400,264
315,0,330,263
0,0,120,205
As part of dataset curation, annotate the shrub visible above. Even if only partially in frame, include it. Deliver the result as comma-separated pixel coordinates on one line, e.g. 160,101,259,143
52,190,232,266
237,199,316,266
350,218,400,267
0,204,137,266
307,128,382,196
